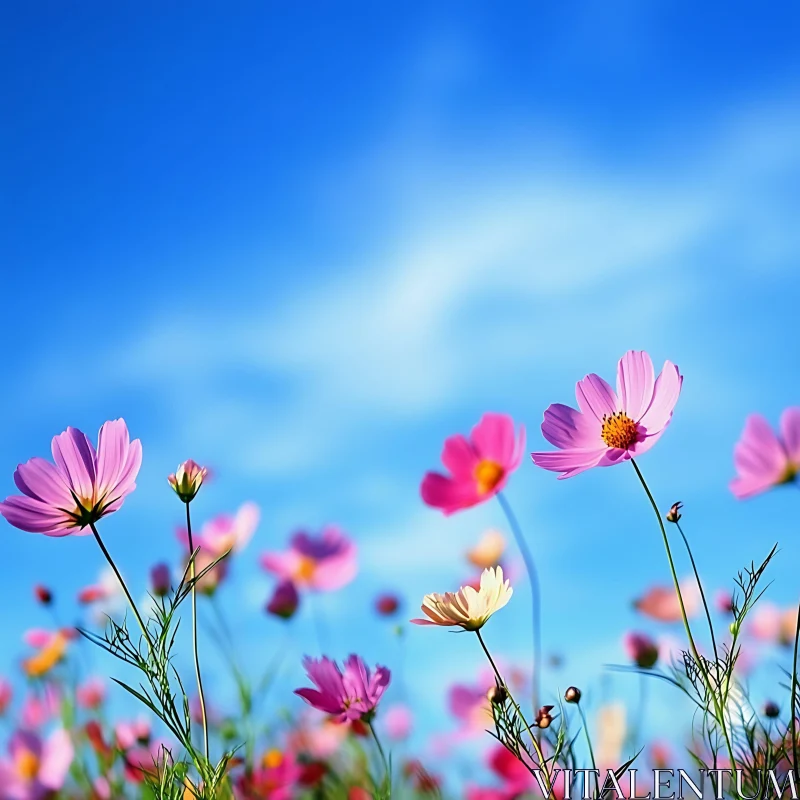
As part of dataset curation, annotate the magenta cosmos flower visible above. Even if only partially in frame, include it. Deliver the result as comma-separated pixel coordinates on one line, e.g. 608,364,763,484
531,350,682,479
295,655,390,723
421,413,526,515
261,526,357,592
0,420,141,535
730,408,800,499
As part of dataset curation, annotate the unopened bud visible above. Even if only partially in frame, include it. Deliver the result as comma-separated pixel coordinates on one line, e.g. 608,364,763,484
34,585,53,606
168,460,208,503
665,501,683,523
763,700,780,719
564,686,582,704
150,563,171,597
487,685,508,706
535,705,555,728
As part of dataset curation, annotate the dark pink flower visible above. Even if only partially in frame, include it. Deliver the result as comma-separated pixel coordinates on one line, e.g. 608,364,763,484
730,409,800,499
150,563,172,597
531,351,682,478
0,420,141,535
623,631,659,668
295,655,390,723
266,580,300,620
262,526,357,592
421,413,525,514
76,678,106,710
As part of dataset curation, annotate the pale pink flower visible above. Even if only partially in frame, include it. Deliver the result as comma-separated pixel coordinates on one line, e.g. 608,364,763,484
421,413,525,514
286,714,348,759
178,502,260,557
167,459,208,503
76,678,106,710
115,718,151,750
531,350,682,478
750,603,798,646
634,579,700,622
261,526,357,592
412,566,512,631
383,703,413,741
0,729,73,800
0,419,141,535
730,409,800,499
20,686,61,729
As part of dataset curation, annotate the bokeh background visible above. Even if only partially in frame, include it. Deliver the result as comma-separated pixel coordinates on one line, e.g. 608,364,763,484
3,0,800,788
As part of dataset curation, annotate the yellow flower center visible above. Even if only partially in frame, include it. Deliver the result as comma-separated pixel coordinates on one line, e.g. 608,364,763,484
263,749,283,769
23,632,67,678
474,460,504,495
600,412,639,450
16,749,39,781
294,556,317,582
778,462,799,485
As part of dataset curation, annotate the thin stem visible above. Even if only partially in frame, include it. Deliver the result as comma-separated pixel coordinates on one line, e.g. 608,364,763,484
496,491,541,714
675,520,719,665
89,523,155,660
576,703,599,799
185,502,210,764
791,598,800,783
368,720,391,795
630,459,736,771
475,629,553,799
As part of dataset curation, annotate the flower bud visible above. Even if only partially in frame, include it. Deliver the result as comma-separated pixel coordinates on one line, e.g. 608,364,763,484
665,501,683,523
150,563,171,597
375,593,400,616
266,580,300,620
623,631,659,669
34,585,53,606
487,685,508,706
564,686,582,704
535,705,555,728
168,460,208,503
763,700,780,719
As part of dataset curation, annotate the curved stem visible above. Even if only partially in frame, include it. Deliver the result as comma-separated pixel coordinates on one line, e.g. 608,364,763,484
185,502,210,763
368,720,391,795
89,523,154,660
630,459,736,771
496,491,541,714
576,703,599,799
475,629,553,799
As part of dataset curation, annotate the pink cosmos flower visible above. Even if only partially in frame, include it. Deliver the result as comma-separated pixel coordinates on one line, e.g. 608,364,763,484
150,563,172,597
623,631,659,668
0,729,73,800
0,678,11,715
286,714,349,759
730,409,800,499
750,603,799,646
76,678,106,710
531,351,682,478
115,718,151,750
295,655,390,723
266,580,300,619
261,526,357,592
421,413,525,514
383,703,413,741
20,686,61,729
0,419,141,535
634,580,700,622
178,502,260,557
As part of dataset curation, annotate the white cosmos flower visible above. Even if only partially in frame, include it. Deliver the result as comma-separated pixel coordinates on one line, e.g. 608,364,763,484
411,566,512,631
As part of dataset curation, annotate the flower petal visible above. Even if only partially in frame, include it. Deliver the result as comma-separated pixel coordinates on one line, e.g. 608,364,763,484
13,457,73,507
541,403,600,450
0,496,75,535
638,361,682,433
421,472,480,514
779,407,800,463
616,350,656,421
530,447,608,479
575,374,618,422
51,427,97,503
440,434,479,479
471,413,516,465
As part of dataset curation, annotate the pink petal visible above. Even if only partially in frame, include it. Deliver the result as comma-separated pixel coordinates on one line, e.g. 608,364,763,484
0,496,75,535
733,415,787,478
530,447,608,479
95,420,130,498
420,472,480,514
13,458,73,507
730,473,781,500
638,361,682,432
779,407,800,463
541,404,600,449
39,729,74,790
575,374,618,422
51,427,96,502
440,434,479,479
471,413,516,465
616,351,656,421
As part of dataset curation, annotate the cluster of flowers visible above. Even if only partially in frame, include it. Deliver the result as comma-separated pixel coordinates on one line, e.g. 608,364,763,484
0,350,798,799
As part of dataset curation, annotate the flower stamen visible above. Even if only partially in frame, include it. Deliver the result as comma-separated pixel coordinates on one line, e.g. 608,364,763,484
474,460,504,495
600,411,640,450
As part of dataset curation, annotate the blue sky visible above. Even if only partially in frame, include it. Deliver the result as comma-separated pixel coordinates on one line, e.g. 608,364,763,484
2,0,800,787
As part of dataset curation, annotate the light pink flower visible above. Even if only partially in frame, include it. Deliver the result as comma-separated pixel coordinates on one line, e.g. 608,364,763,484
0,729,73,800
286,714,349,759
0,419,141,535
178,502,260,557
634,580,700,622
76,678,106,710
750,603,798,646
115,718,151,750
531,351,682,478
730,409,800,499
20,686,60,729
261,526,357,592
295,655,390,723
167,459,208,503
421,413,525,514
383,703,413,741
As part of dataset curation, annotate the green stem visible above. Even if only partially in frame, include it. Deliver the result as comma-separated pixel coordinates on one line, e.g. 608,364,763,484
368,720,391,796
791,599,800,783
496,491,542,715
630,459,736,771
475,629,553,799
89,523,155,660
185,502,210,764
576,703,599,799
